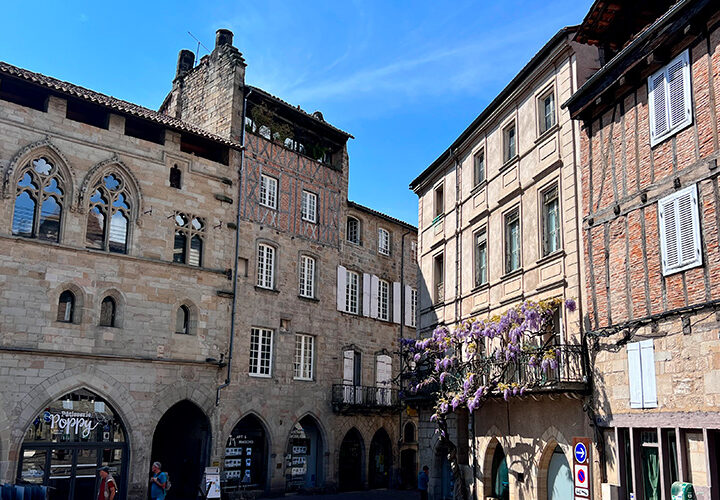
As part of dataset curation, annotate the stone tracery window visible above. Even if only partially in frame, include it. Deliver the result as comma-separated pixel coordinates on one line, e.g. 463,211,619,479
86,173,132,253
173,213,205,266
12,157,65,242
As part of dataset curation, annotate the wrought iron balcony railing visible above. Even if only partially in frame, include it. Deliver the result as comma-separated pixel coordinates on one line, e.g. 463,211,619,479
331,384,400,413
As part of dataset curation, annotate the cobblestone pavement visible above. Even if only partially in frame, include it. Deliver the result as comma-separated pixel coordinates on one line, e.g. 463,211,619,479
285,489,419,500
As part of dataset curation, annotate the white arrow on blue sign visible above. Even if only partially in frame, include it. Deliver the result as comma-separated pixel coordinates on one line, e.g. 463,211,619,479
574,442,587,464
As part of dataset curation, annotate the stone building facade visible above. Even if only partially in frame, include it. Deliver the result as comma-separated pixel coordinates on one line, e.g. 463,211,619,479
409,28,599,500
567,0,720,498
0,30,417,499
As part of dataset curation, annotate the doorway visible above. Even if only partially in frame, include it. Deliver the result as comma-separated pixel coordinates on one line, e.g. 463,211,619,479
547,446,572,499
18,389,128,500
338,428,364,491
286,416,324,491
400,449,417,489
223,414,268,492
369,428,392,488
150,400,210,500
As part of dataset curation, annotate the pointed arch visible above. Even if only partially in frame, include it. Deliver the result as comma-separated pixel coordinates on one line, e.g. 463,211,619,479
537,428,572,500
3,139,75,203
79,156,143,221
338,427,365,491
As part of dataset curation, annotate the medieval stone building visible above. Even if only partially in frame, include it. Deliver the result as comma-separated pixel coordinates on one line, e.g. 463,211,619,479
0,30,417,498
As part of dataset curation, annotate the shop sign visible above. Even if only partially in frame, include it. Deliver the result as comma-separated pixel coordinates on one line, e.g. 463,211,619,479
43,410,101,438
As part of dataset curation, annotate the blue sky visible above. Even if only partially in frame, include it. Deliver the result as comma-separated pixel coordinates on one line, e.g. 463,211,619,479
1,0,594,226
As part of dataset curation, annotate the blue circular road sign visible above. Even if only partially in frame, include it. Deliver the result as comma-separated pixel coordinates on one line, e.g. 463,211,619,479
574,442,587,464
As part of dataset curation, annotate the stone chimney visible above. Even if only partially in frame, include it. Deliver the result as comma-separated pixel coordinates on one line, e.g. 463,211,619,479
176,50,195,78
215,29,234,48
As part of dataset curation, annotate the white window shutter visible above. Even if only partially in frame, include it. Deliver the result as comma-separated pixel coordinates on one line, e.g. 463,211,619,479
392,282,401,324
376,355,392,386
649,70,667,141
640,339,658,408
362,273,371,317
337,265,347,311
404,285,413,326
659,184,702,275
370,275,379,319
343,350,354,384
667,51,692,129
627,342,643,409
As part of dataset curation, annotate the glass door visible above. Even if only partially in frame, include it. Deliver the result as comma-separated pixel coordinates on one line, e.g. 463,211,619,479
73,448,98,500
48,448,74,500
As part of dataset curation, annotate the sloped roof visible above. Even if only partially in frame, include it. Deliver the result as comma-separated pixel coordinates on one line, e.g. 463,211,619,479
0,61,242,149
347,200,417,232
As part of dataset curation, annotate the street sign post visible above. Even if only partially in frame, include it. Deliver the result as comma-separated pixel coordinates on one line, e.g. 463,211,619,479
572,437,592,499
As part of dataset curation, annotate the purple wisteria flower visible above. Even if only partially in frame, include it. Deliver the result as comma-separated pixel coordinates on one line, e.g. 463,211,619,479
565,298,577,312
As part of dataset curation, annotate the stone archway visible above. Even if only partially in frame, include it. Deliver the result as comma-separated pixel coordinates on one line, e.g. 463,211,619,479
368,428,392,489
223,413,270,492
285,415,325,491
338,428,364,491
150,400,211,500
483,437,509,500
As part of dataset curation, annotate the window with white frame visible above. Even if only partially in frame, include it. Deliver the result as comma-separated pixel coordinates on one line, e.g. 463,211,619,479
410,240,417,263
538,89,556,134
434,184,444,219
299,255,315,298
249,327,273,377
627,339,657,409
256,243,275,289
542,184,561,256
504,207,521,273
347,217,361,245
410,288,417,328
474,228,487,287
301,190,317,223
259,174,278,209
377,279,389,321
345,270,359,314
378,228,390,256
473,149,485,186
293,333,314,380
658,184,702,275
648,50,692,147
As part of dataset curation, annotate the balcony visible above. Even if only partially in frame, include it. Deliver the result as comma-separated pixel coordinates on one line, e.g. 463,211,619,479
331,385,401,414
401,343,588,406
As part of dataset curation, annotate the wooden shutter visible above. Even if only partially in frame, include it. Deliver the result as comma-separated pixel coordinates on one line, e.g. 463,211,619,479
667,51,692,129
627,342,643,409
649,70,668,141
370,275,379,319
659,184,701,275
392,282,401,324
362,273,371,317
337,265,347,311
375,355,392,386
639,339,658,408
404,285,413,326
343,350,354,384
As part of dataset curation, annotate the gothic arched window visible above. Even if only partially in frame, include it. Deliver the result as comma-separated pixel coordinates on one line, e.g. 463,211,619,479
12,157,65,242
86,173,132,253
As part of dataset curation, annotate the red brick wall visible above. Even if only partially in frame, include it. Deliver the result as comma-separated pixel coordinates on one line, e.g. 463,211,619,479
581,21,720,331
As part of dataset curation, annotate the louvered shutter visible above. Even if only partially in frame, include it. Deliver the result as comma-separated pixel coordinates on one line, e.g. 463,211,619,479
362,273,371,317
627,342,643,409
639,339,658,408
404,285,413,326
343,350,354,403
393,282,401,324
376,355,392,406
370,275,379,319
659,184,701,275
667,52,692,129
649,70,667,141
337,265,347,311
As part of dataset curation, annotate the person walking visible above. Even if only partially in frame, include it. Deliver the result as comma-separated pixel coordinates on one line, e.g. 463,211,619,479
150,462,168,500
97,466,117,500
418,465,429,500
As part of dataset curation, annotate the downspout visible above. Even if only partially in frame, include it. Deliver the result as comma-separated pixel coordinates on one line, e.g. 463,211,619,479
217,87,253,405
398,229,411,488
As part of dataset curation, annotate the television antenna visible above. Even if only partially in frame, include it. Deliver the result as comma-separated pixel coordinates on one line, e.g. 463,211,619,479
187,31,211,65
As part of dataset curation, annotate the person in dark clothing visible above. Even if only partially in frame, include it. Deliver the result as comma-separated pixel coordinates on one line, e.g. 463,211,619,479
418,465,429,500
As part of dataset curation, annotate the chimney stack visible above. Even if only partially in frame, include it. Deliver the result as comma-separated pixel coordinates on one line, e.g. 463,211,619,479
176,50,195,77
215,29,234,48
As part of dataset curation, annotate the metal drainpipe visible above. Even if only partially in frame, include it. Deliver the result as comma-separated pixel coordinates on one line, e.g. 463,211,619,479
398,229,411,487
216,87,253,405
